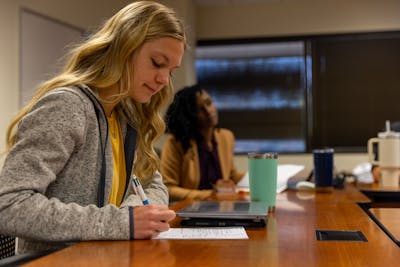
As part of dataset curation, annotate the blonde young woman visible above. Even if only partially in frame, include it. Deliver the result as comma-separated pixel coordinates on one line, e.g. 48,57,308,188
0,1,185,253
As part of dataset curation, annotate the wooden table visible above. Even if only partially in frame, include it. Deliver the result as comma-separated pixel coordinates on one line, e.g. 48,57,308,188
22,185,400,267
368,208,400,246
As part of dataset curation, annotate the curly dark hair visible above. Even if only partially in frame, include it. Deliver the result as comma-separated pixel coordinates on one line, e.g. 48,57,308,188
165,84,205,152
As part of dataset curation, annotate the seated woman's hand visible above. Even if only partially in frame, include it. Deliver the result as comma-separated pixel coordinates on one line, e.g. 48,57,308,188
214,179,236,193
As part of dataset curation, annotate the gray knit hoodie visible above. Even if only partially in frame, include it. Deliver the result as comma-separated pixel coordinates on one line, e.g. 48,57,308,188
0,85,168,253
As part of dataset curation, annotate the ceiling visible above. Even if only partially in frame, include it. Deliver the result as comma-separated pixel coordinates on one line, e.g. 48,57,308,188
195,0,281,6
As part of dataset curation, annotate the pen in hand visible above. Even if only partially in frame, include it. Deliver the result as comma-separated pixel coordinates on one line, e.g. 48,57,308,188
132,175,150,205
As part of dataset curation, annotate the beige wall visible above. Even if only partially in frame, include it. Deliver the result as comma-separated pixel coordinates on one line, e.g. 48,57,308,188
196,0,400,39
1,0,398,172
0,1,19,157
0,0,129,163
234,153,369,177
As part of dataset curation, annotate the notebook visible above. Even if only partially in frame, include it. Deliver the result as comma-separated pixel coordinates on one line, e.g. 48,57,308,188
176,201,268,228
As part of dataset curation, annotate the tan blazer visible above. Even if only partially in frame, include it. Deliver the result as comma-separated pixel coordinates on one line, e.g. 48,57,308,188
160,128,245,201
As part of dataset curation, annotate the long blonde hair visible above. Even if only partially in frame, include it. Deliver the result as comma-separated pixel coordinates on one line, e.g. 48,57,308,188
6,1,186,181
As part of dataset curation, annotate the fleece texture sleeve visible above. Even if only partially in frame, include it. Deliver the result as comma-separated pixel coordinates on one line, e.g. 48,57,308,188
0,90,131,245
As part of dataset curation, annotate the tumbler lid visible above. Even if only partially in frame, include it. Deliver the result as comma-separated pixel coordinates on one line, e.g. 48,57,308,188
248,152,278,159
312,148,334,154
378,120,400,138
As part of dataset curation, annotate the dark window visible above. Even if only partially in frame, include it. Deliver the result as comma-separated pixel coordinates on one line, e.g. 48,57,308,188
196,42,308,153
196,32,400,154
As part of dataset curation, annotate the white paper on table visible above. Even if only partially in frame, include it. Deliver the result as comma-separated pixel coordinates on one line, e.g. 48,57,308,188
236,164,305,193
153,227,249,240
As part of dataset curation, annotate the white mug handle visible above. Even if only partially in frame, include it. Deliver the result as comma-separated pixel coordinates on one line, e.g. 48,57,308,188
368,138,379,165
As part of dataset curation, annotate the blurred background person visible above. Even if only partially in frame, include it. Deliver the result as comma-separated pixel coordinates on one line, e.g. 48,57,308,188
160,84,245,201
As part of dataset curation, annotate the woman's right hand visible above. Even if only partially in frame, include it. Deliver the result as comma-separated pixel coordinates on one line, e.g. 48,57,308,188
133,204,176,239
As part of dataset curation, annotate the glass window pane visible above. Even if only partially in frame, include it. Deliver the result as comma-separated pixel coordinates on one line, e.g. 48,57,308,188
196,42,307,153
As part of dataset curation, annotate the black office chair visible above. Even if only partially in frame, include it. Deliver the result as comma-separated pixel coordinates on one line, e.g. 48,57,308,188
0,235,15,260
0,235,56,267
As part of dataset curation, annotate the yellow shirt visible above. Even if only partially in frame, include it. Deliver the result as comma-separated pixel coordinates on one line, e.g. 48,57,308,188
107,111,127,206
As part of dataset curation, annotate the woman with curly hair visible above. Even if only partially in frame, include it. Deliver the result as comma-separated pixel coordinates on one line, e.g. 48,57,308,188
161,84,245,201
0,1,185,254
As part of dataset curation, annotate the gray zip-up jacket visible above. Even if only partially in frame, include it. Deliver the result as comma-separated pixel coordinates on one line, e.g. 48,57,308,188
0,85,168,253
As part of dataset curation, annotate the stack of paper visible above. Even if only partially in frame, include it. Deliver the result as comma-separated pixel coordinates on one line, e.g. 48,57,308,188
153,227,249,240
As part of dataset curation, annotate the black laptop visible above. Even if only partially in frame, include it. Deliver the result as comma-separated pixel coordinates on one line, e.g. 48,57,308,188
176,201,268,228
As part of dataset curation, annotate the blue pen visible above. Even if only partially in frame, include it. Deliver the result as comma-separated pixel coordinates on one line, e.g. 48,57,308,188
132,175,150,205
